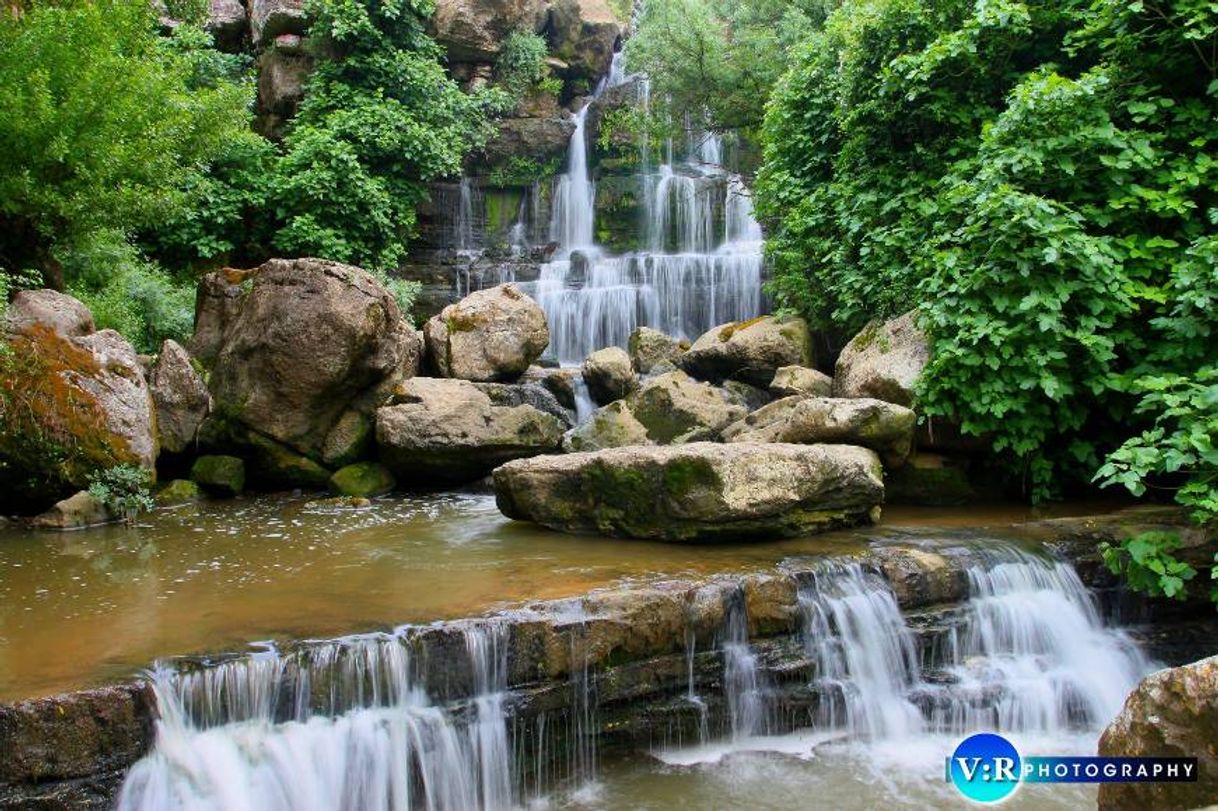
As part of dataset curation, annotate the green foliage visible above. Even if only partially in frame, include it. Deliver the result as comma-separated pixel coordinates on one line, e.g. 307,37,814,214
496,29,550,98
0,0,251,288
64,232,195,353
270,0,506,270
487,156,561,187
626,0,825,142
1100,531,1200,600
87,463,156,522
0,267,42,319
757,0,1218,497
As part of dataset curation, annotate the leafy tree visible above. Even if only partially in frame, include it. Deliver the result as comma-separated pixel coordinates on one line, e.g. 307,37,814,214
756,0,1218,498
270,0,509,269
0,0,251,289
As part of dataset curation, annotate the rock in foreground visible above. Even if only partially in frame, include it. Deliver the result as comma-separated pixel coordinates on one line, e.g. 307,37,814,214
1098,655,1218,810
834,310,928,407
680,316,813,386
494,442,883,541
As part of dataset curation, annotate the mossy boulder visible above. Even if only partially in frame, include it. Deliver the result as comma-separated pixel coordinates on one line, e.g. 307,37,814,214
723,396,917,468
149,339,211,455
29,491,115,530
0,296,157,514
770,365,832,398
627,327,684,374
494,442,884,541
562,401,652,452
190,455,245,497
423,284,550,382
581,346,637,405
329,462,396,498
376,377,564,485
625,371,746,444
834,310,929,408
245,432,331,489
679,316,814,387
153,479,202,507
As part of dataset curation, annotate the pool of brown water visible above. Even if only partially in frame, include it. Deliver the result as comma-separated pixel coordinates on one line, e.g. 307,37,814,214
0,492,1118,702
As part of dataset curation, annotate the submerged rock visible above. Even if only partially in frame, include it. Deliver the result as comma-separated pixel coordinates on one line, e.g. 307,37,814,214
582,346,636,405
29,491,114,530
626,370,746,444
149,339,210,455
153,479,202,507
329,461,396,498
493,442,884,541
769,365,832,399
834,310,929,407
424,284,550,383
206,258,417,461
376,377,564,484
1098,654,1218,810
190,455,245,497
722,396,916,468
680,316,814,386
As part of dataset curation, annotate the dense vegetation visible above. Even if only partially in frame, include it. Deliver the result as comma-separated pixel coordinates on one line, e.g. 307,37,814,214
0,0,527,349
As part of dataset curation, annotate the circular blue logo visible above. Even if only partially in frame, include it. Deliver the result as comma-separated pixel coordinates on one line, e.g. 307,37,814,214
949,733,1022,803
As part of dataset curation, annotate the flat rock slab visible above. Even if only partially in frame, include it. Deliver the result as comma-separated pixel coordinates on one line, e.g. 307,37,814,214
493,442,883,542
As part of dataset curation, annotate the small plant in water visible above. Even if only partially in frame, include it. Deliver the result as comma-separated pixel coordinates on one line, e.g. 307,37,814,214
87,464,155,524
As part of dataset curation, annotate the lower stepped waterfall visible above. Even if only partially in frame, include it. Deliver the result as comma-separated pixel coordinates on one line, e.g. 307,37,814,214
116,549,1154,810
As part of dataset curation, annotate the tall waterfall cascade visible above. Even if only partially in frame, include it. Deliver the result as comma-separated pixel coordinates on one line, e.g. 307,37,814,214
117,549,1154,809
536,56,765,364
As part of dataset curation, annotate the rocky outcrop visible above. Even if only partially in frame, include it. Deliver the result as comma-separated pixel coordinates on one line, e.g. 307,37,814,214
834,310,929,408
480,114,576,168
680,316,814,387
494,442,884,541
562,400,651,452
0,297,157,512
0,683,154,810
545,0,621,90
474,380,574,427
149,340,210,455
205,0,247,51
206,258,417,462
249,0,306,45
256,41,313,136
424,284,549,382
722,396,916,468
769,365,832,398
628,326,683,374
376,377,564,484
430,0,548,62
582,346,636,405
2,289,94,337
187,268,250,365
1098,655,1218,810
625,370,746,444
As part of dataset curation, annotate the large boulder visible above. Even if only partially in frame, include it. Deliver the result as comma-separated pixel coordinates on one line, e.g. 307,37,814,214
187,267,250,365
475,380,574,427
148,340,210,455
494,442,884,541
1098,655,1218,810
834,310,929,407
723,396,916,468
562,400,651,452
2,289,94,338
249,0,306,45
480,115,577,168
206,258,418,460
430,0,548,62
545,0,621,89
29,491,114,530
627,326,683,374
256,43,313,126
769,365,832,399
625,370,746,444
190,455,245,497
679,316,814,387
582,346,636,405
424,283,549,382
376,377,564,484
0,304,157,512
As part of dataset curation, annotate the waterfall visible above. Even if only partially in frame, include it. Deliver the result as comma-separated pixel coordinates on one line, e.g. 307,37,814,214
116,629,517,811
722,588,771,740
455,176,480,254
530,55,765,365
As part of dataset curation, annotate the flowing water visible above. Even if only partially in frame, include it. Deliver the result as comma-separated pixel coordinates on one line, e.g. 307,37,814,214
101,524,1160,810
